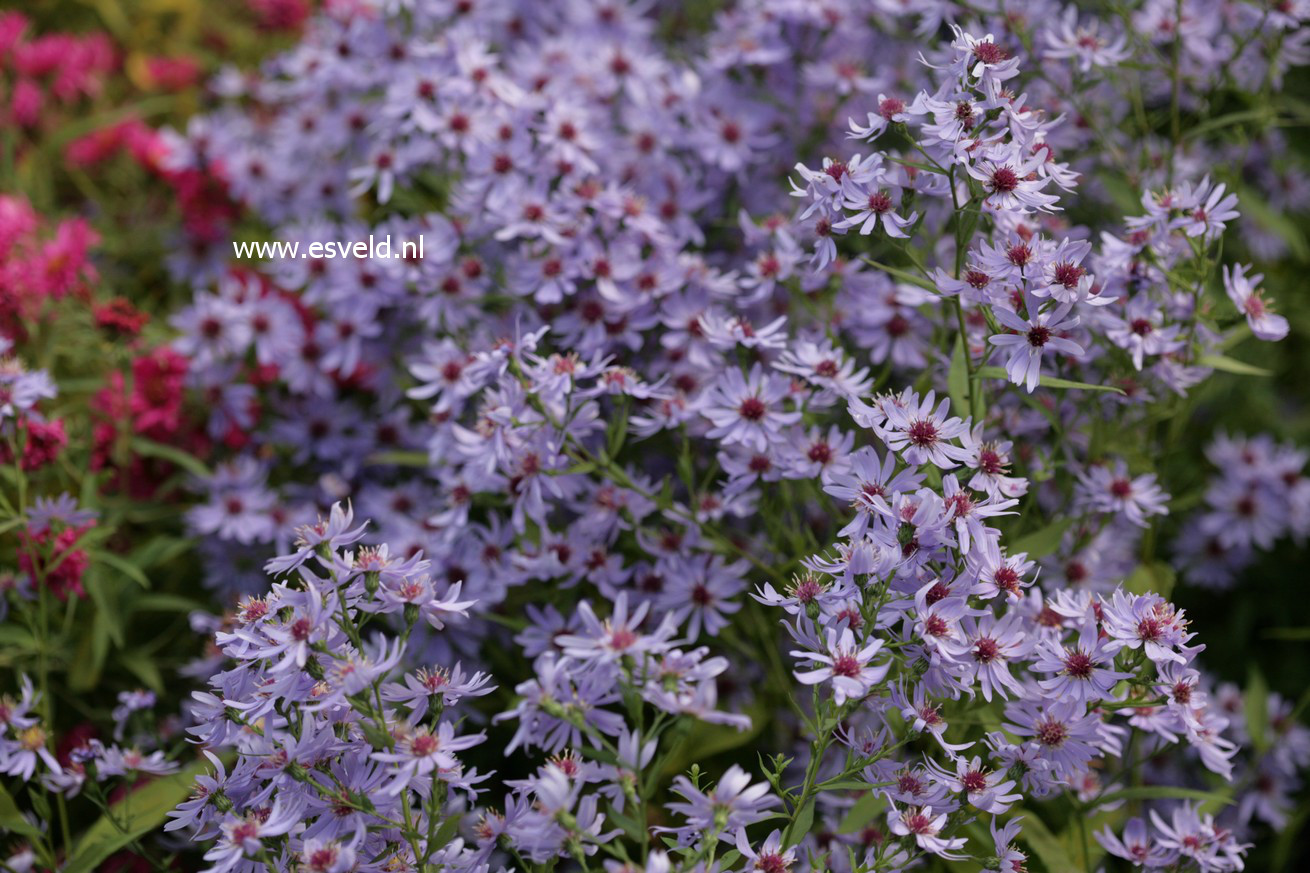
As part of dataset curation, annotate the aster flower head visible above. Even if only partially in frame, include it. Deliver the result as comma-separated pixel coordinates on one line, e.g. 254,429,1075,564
1223,263,1288,342
1101,590,1198,665
700,364,801,452
877,390,972,469
1075,459,1170,528
664,764,779,840
1032,619,1132,704
791,626,889,705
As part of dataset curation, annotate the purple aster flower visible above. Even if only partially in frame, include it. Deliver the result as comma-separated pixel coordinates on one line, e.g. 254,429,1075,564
791,627,889,705
265,501,369,574
946,612,1032,701
886,804,967,860
1223,263,1288,342
988,291,1085,393
700,363,800,452
877,390,972,469
1004,697,1105,780
1032,620,1132,704
663,764,778,842
1074,459,1170,528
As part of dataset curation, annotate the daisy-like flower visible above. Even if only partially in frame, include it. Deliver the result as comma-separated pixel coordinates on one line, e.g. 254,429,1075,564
1097,817,1174,868
1036,238,1096,304
887,804,968,860
657,554,746,638
1003,697,1104,780
924,755,1023,814
556,593,678,664
847,94,914,141
1032,620,1132,704
1151,804,1250,870
967,535,1034,599
664,764,779,840
1177,176,1240,240
878,390,971,468
790,153,881,216
1100,590,1197,665
1105,297,1185,370
203,799,304,873
700,364,800,452
959,426,1028,498
265,501,368,574
834,185,918,238
823,446,923,538
0,722,61,781
1223,263,1288,341
734,828,797,873
1074,459,1170,528
943,26,1022,88
382,663,496,724
422,580,478,630
791,627,889,705
95,745,179,777
772,338,872,398
1043,7,1130,71
948,612,1032,701
966,144,1061,214
299,833,361,873
238,582,331,673
372,721,486,795
891,682,976,756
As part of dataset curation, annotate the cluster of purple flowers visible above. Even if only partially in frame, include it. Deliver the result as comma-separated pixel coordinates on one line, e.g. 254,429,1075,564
1174,433,1310,587
114,0,1310,870
171,509,500,872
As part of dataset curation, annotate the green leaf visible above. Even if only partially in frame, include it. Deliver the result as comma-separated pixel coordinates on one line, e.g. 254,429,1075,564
819,779,884,791
1245,666,1270,754
93,550,150,589
837,791,882,835
789,796,816,843
0,782,42,839
977,366,1125,394
1017,813,1078,873
859,257,935,291
132,593,207,613
1009,518,1074,559
118,650,165,694
130,535,195,571
1197,354,1272,377
1094,786,1233,808
1125,561,1176,600
1264,627,1310,641
1183,108,1273,142
367,449,431,467
607,398,631,457
70,611,111,692
884,154,946,176
948,335,969,417
0,624,35,649
88,576,125,648
63,757,212,873
431,813,463,850
130,437,213,479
